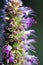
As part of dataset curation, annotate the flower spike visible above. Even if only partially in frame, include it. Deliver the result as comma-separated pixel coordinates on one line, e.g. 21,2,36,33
1,0,39,65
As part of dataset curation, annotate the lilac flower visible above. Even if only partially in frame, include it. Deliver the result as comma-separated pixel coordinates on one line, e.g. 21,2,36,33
23,61,32,65
9,51,15,63
22,39,36,52
19,7,34,16
23,45,30,51
3,44,12,55
9,56,14,63
21,35,28,41
25,55,38,65
22,44,35,52
22,24,29,29
6,55,14,63
22,17,37,28
24,39,36,45
21,37,26,41
24,30,36,36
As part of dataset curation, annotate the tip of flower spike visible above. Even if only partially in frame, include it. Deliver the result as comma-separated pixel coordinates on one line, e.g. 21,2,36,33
9,0,23,7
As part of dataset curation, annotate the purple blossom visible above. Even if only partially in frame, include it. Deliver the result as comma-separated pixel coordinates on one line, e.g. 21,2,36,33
24,30,36,37
25,55,38,65
9,56,14,63
22,39,36,52
6,50,15,63
23,61,32,65
9,51,14,63
21,37,25,41
6,54,15,63
22,17,37,28
21,36,28,41
24,39,36,45
23,44,30,51
25,17,36,27
22,44,35,52
3,44,12,55
19,7,34,16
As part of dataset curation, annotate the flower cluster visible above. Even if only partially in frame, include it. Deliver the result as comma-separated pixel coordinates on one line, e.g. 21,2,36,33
2,0,38,65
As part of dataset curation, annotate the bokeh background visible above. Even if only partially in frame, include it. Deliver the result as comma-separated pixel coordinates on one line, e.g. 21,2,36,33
0,0,43,65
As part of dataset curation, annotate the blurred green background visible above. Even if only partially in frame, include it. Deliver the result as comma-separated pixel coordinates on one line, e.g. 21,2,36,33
0,0,43,65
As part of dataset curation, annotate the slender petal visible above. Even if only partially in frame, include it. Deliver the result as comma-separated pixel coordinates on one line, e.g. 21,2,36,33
19,7,34,16
24,30,36,36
